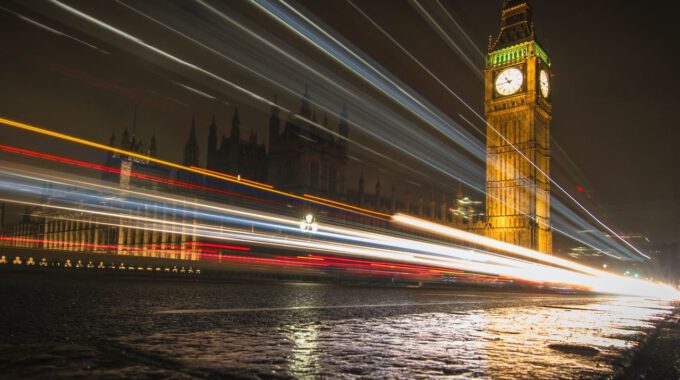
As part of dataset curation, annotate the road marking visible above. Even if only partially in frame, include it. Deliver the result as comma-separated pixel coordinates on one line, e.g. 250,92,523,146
155,301,480,315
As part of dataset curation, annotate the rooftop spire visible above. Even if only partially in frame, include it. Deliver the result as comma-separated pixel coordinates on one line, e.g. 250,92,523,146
231,108,241,141
183,116,199,166
490,0,534,51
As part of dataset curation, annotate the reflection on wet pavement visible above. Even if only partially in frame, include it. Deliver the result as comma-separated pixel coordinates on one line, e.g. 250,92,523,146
0,273,673,379
119,297,668,378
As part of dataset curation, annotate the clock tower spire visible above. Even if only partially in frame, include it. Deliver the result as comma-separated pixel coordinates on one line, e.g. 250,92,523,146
485,0,552,253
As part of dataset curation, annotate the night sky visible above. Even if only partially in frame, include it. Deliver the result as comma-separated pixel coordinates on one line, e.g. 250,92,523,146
1,1,678,247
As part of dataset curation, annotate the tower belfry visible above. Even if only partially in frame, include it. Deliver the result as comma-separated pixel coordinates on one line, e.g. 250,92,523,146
485,0,552,253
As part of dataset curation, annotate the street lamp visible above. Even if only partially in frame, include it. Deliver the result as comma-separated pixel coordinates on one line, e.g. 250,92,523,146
300,213,318,233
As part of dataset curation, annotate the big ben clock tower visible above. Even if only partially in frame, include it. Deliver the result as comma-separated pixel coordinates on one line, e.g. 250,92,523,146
485,0,552,253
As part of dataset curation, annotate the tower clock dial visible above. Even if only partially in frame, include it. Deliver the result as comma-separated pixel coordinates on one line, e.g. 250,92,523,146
495,67,524,96
539,69,549,98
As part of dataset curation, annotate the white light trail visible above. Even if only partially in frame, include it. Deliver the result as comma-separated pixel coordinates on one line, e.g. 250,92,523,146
47,0,280,111
0,166,676,300
392,213,676,298
348,0,648,259
18,0,653,261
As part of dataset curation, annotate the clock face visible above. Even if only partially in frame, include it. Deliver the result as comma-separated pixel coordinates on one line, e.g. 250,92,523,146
495,68,524,96
539,69,549,98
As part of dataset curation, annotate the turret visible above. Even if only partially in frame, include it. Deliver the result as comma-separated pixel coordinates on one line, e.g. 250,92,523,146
207,116,218,169
149,133,157,158
183,116,199,167
490,0,534,51
121,128,130,150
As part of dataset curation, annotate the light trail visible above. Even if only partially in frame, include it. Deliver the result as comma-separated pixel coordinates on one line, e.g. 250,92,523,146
3,192,673,298
115,0,447,189
0,164,598,285
116,0,430,183
392,213,677,299
192,167,274,189
30,0,626,259
432,0,485,60
408,0,483,80
0,136,639,265
0,166,676,299
346,0,628,257
0,117,388,219
0,5,110,55
249,0,483,157
345,0,647,259
0,122,640,262
252,0,647,260
11,0,641,261
0,2,656,274
351,0,635,259
124,0,480,190
0,170,540,274
0,162,608,276
393,213,607,276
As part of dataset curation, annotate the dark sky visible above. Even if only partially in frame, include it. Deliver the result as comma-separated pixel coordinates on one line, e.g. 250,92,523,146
1,0,678,246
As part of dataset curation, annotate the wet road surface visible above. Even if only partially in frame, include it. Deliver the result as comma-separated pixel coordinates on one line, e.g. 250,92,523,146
0,272,674,379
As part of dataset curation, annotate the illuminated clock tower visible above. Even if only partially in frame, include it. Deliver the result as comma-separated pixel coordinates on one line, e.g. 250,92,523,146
485,0,552,253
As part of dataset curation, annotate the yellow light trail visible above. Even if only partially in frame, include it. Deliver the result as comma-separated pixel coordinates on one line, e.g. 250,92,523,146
392,213,679,299
43,0,625,262
4,165,532,272
0,116,387,219
4,186,677,299
5,163,673,300
303,193,391,218
393,213,605,276
192,166,274,189
1,143,677,298
0,194,606,289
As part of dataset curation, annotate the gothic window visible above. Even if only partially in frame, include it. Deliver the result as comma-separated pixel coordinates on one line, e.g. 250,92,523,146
310,161,319,188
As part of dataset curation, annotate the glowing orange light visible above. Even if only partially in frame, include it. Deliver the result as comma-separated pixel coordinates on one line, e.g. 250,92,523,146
191,166,274,189
184,241,251,251
303,193,391,217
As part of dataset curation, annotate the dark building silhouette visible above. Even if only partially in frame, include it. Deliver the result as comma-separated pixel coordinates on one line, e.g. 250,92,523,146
102,108,160,190
183,116,200,167
181,85,482,224
205,109,268,182
267,86,349,197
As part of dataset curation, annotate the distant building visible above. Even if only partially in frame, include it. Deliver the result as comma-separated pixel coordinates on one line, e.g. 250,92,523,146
0,110,200,261
267,86,348,198
180,85,483,228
